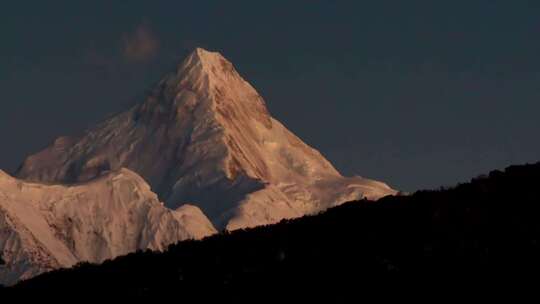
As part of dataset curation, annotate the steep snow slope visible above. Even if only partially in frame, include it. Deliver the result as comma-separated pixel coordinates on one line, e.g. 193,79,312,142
17,48,397,230
0,169,215,285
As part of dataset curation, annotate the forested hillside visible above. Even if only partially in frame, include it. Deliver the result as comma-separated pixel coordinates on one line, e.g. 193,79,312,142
5,163,540,297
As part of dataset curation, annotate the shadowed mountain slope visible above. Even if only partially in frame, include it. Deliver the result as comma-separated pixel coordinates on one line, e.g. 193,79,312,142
9,162,540,296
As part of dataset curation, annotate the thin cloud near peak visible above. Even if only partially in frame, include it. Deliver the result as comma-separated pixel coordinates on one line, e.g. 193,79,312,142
122,23,159,63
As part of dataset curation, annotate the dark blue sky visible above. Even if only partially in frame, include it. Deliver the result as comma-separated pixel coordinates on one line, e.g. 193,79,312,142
2,1,540,192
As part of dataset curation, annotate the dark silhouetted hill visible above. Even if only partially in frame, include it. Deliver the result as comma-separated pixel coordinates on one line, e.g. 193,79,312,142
5,162,540,297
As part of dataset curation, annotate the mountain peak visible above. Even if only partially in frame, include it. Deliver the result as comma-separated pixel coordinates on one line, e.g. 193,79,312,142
186,47,219,65
17,49,397,231
180,47,233,76
192,47,221,60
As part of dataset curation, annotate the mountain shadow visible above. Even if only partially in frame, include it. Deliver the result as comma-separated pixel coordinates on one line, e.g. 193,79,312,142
6,162,540,297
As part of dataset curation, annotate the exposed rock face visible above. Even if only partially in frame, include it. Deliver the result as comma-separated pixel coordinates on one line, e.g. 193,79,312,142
17,48,397,231
0,169,215,286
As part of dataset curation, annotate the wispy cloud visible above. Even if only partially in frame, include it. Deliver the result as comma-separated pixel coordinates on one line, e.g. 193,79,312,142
121,23,159,63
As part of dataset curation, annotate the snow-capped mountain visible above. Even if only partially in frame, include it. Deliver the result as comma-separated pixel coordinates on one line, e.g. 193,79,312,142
0,169,215,286
16,48,396,231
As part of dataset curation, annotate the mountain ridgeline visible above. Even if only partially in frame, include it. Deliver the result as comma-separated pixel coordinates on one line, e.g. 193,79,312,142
0,169,216,286
15,48,395,231
0,48,395,285
8,162,540,295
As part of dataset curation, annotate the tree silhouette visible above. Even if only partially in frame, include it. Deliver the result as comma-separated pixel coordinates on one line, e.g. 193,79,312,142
8,162,540,297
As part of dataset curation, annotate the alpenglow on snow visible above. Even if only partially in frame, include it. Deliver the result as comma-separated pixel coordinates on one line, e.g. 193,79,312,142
0,169,215,286
17,48,397,231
